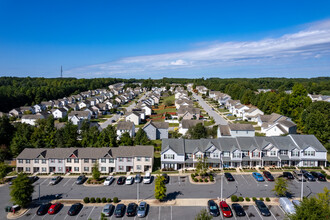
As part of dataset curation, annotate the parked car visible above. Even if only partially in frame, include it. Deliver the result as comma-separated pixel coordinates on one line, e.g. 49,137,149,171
126,203,138,216
162,173,169,184
219,201,232,218
143,172,151,184
111,119,116,123
135,174,142,183
76,175,86,184
104,176,115,185
49,176,61,185
48,203,61,215
28,176,39,183
279,197,296,215
263,171,274,181
68,203,83,216
126,176,134,185
292,200,301,207
310,171,326,181
207,200,220,217
137,202,148,218
255,200,271,216
102,204,114,217
231,203,246,217
9,176,17,185
36,203,51,216
282,172,294,180
292,171,306,182
252,172,264,182
224,173,235,181
114,204,126,218
117,176,126,185
303,172,316,181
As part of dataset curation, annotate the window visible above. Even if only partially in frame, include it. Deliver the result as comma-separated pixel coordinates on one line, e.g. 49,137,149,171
42,159,46,164
137,157,141,161
127,158,132,162
119,166,124,171
109,158,114,163
164,154,175,159
292,151,299,157
233,152,240,158
58,167,63,172
74,167,79,172
42,167,46,172
34,159,39,163
67,158,72,163
280,150,288,155
304,151,315,156
50,159,55,163
205,152,210,157
252,151,259,157
84,159,89,163
212,153,219,158
137,165,141,170
119,158,123,162
26,159,30,164
242,151,249,156
101,167,106,172
270,151,276,156
74,159,79,163
84,167,89,172
92,159,96,163
58,159,62,163
223,152,230,157
18,159,23,164
145,157,150,162
26,167,30,172
101,158,106,163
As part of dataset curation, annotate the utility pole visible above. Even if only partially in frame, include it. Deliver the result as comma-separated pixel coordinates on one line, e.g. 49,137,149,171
61,66,63,78
137,181,139,203
300,170,304,200
220,172,223,201
38,184,40,201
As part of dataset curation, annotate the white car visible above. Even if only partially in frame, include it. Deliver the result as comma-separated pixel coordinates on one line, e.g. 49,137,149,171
143,172,151,184
125,176,134,185
104,176,114,186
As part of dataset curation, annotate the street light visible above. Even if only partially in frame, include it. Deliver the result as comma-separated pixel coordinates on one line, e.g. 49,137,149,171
220,172,223,201
137,180,139,203
300,170,304,201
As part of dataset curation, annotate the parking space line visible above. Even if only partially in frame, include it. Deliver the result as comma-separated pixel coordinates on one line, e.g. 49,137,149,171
40,178,49,185
87,206,95,220
240,175,249,185
72,180,76,186
52,213,58,220
171,206,173,220
30,213,36,220
76,206,84,220
63,178,71,186
159,206,161,220
270,209,278,220
278,205,286,215
63,213,69,220
253,205,263,220
246,211,251,220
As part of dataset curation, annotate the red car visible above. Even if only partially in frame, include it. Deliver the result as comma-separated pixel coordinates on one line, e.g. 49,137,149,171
219,201,232,218
48,203,61,215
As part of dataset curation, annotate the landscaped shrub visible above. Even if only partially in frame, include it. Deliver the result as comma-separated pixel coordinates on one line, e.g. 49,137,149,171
205,179,209,182
195,173,198,176
252,197,257,201
231,195,238,202
90,197,96,203
83,197,90,203
87,179,91,184
107,198,112,203
96,197,101,203
194,178,198,182
191,174,195,179
238,197,244,202
102,197,107,203
245,197,250,202
327,175,330,180
113,197,119,203
259,197,264,201
199,179,203,182
210,176,214,182
266,197,270,202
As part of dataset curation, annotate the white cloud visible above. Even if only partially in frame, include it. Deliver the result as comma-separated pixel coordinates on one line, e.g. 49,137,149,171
67,19,330,77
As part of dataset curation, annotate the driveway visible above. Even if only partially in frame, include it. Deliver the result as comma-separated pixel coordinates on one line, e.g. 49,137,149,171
193,93,228,125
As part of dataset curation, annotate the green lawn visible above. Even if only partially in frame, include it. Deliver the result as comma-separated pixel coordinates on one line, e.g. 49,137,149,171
169,123,179,127
218,109,229,113
204,120,215,126
227,116,237,120
154,107,177,115
234,121,257,125
254,126,261,131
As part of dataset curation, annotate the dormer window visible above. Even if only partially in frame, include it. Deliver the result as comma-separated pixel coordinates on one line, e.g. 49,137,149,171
270,151,276,156
233,152,240,158
223,152,230,157
304,151,315,156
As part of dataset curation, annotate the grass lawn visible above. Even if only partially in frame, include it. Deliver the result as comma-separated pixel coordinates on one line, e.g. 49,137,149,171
99,114,113,118
154,107,177,115
234,121,257,125
151,139,162,146
227,116,237,120
169,123,179,127
218,109,229,113
152,170,179,174
254,126,261,131
204,120,215,126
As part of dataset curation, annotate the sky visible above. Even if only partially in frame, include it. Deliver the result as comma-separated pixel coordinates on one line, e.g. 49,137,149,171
0,0,330,79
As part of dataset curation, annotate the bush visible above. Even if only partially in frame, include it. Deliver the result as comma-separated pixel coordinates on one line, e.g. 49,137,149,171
191,174,195,179
90,197,96,203
210,176,214,182
266,197,270,202
194,173,198,176
193,178,198,182
238,197,244,202
107,198,112,203
96,197,101,203
204,179,209,182
87,179,91,184
252,197,257,201
245,197,250,202
231,195,238,202
199,179,203,182
83,197,90,203
327,175,330,180
102,197,107,203
113,197,119,203
259,197,264,201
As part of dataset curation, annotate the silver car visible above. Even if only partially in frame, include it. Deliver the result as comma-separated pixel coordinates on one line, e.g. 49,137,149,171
49,176,61,185
102,204,114,217
137,201,147,218
135,174,141,183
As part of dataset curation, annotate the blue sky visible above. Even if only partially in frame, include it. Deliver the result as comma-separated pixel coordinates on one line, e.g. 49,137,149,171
0,0,330,79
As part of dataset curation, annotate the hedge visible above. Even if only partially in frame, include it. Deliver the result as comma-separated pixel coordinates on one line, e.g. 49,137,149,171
102,197,107,203
245,197,250,202
266,197,270,202
238,197,244,202
107,198,112,203
90,197,96,203
252,197,257,201
113,197,119,203
96,198,101,203
231,195,238,202
83,197,90,203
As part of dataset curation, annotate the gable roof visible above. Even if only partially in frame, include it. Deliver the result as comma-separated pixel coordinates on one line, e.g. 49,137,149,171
117,121,134,130
181,120,204,129
228,123,255,131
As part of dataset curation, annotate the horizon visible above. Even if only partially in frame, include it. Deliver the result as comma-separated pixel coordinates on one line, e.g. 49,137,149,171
0,0,330,78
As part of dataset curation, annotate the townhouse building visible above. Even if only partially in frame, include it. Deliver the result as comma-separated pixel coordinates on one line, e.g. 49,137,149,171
16,145,154,174
161,135,327,170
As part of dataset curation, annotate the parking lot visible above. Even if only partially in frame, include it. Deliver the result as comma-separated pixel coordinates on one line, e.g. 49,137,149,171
19,204,287,220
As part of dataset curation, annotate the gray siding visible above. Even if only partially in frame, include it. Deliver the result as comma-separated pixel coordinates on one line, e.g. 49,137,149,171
143,125,157,140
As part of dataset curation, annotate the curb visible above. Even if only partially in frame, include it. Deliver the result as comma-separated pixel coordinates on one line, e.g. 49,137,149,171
6,208,30,219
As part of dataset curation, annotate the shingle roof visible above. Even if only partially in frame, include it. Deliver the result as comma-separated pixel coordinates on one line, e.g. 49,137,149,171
289,134,327,152
22,114,44,120
181,120,203,129
219,125,231,136
68,111,90,118
229,123,255,131
117,121,134,130
112,145,154,157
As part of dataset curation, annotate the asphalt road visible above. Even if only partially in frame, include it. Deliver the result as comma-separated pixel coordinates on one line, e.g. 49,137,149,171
193,93,228,125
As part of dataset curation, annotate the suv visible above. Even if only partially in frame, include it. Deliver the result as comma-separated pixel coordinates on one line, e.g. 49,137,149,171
49,176,61,185
282,172,294,180
292,171,306,182
143,172,151,184
76,175,86,184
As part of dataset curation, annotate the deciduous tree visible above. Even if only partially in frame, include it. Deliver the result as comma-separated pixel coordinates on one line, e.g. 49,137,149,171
154,175,166,201
10,173,34,207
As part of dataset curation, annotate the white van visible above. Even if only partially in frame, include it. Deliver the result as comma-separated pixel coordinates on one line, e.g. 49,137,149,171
143,172,151,184
279,197,296,215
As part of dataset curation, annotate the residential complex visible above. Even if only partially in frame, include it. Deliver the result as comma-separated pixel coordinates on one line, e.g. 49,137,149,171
16,145,154,174
161,135,327,170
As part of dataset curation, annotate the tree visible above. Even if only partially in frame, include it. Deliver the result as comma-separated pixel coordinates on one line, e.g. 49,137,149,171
134,128,150,145
119,132,133,146
10,173,34,207
154,175,166,201
54,122,79,148
0,163,10,179
272,177,288,196
186,123,208,139
10,123,34,157
97,125,117,147
164,97,174,107
196,157,208,176
195,208,213,220
92,162,101,180
80,123,100,147
288,187,330,220
0,116,14,147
